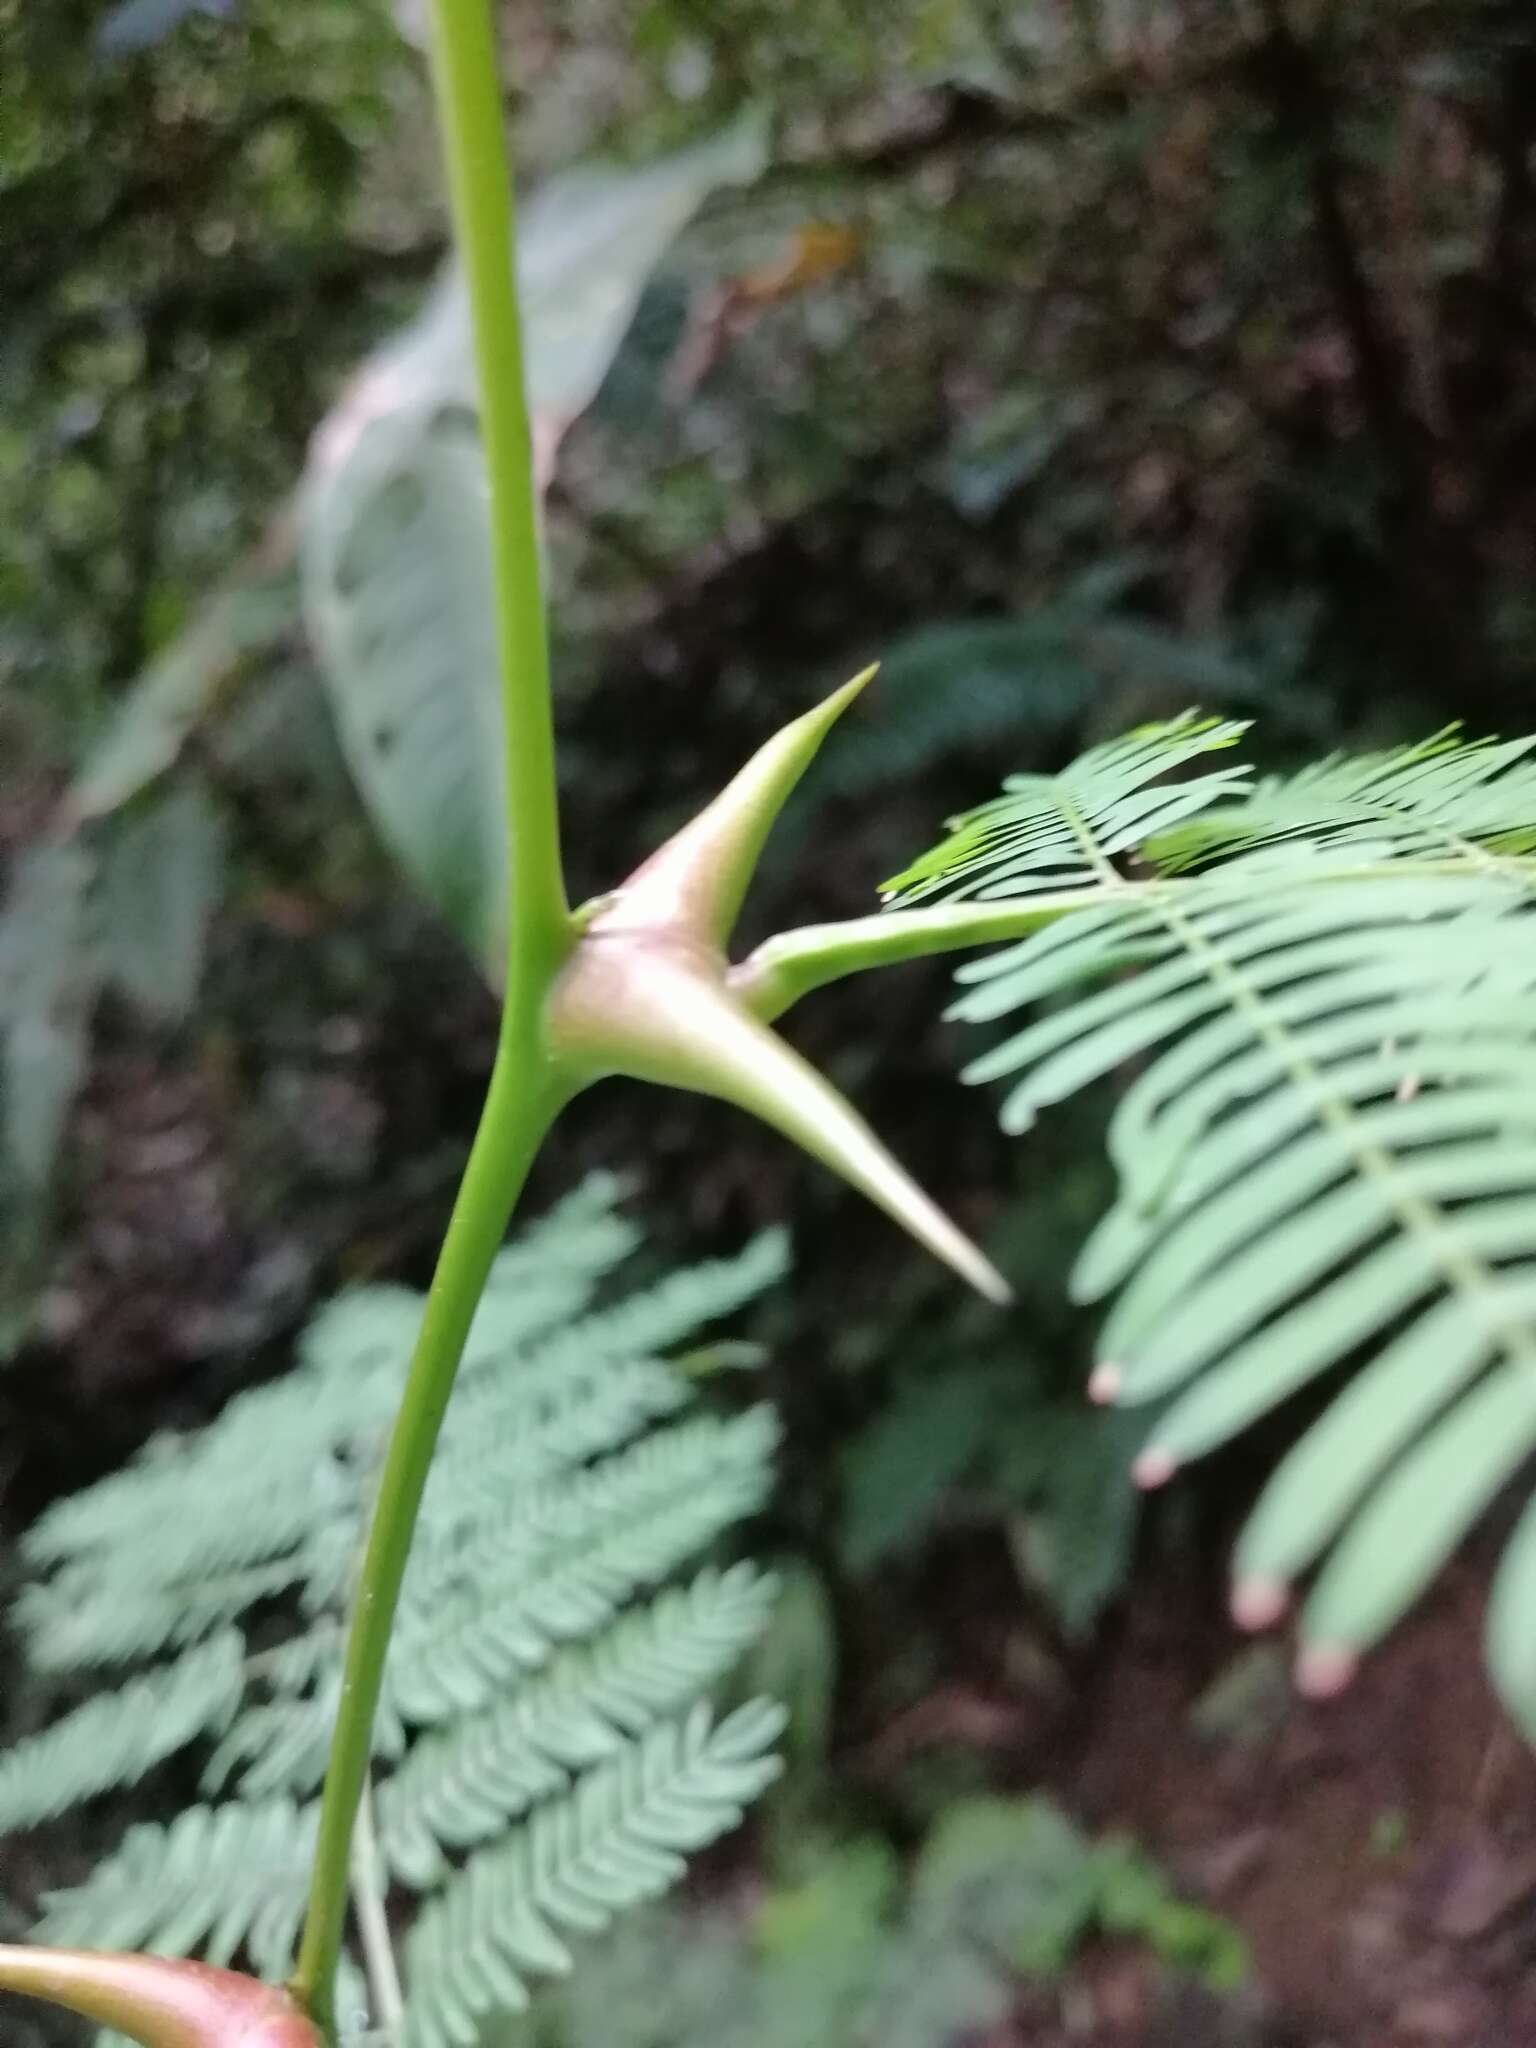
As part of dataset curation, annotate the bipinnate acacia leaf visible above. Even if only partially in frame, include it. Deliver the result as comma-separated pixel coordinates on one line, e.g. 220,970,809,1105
905,715,1536,1725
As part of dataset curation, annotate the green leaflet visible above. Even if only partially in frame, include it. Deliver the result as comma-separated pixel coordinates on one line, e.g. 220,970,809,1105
882,712,1250,905
1487,1489,1536,1745
96,777,227,1025
1152,727,1536,882
902,715,1536,1724
36,1800,320,1981
1301,1365,1536,1663
1237,1279,1536,1589
402,1701,786,2048
0,1632,244,1831
378,1565,777,1888
4,1181,786,2036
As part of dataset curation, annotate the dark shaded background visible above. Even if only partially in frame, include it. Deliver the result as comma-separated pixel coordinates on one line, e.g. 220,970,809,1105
4,3,1536,2040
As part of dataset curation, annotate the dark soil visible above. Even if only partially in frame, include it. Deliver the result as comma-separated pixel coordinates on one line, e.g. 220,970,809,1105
842,1537,1536,2046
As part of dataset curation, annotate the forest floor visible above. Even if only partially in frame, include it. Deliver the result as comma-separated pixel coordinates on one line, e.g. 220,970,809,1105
857,1538,1536,2047
1082,1556,1536,2046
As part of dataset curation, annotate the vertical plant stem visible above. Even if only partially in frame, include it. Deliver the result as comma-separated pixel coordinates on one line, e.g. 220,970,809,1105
427,0,568,963
293,1,573,2034
292,1062,562,2036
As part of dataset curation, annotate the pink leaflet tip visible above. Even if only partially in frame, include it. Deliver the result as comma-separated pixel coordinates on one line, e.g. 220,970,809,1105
1087,1363,1121,1405
1132,1445,1178,1491
1294,1643,1358,1699
1230,1576,1290,1632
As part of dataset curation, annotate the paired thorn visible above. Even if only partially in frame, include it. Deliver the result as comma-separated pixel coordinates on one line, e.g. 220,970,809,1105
545,668,1012,1306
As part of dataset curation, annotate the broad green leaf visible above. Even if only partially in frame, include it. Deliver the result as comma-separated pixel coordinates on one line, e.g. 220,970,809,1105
300,118,767,973
0,840,98,1355
0,840,97,1192
67,561,295,822
99,777,227,1025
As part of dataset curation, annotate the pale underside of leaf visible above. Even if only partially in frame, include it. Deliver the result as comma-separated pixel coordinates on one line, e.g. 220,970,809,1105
299,119,767,971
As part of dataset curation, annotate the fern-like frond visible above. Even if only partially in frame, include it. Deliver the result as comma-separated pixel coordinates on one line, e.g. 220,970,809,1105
378,1563,777,1887
455,1171,642,1350
422,1230,788,1532
26,1174,639,1571
19,1374,372,1671
18,1555,310,1671
201,1679,407,1802
411,1409,776,1605
909,716,1536,1724
23,1393,358,1583
18,1185,774,1679
387,1408,778,1724
1151,727,1536,880
5,1183,787,2040
881,713,1251,905
488,1228,790,1385
0,1633,245,1831
428,1358,692,1536
402,1700,785,2048
35,1799,317,1982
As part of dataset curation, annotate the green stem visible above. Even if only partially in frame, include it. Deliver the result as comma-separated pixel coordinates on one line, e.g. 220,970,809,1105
427,0,568,958
729,893,1118,1020
292,1042,564,2036
293,2,574,2032
728,856,1511,1022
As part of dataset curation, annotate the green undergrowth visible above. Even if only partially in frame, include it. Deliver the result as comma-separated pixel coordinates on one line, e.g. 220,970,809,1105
0,1176,788,2047
510,1794,1246,2048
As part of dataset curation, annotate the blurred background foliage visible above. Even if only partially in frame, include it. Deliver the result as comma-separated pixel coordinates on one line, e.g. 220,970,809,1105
4,1,1536,2040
